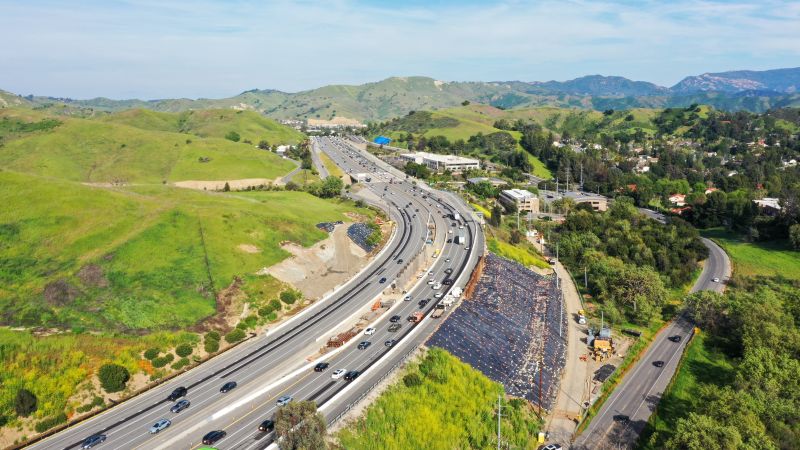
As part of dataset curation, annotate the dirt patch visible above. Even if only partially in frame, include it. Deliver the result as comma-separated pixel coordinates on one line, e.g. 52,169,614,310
237,244,261,254
77,264,109,288
43,279,81,306
173,178,282,191
192,276,246,333
263,223,371,300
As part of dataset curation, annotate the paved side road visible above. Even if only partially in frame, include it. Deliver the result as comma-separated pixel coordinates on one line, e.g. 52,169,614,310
572,215,731,449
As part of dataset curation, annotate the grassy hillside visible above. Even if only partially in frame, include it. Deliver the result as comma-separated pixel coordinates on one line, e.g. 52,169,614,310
702,228,800,281
99,108,305,144
0,171,367,331
0,116,296,183
336,347,541,449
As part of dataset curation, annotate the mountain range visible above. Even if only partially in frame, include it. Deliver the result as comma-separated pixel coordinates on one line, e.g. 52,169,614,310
3,67,799,121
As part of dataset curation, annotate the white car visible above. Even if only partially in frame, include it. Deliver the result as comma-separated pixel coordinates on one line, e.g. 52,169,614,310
428,271,434,276
448,229,453,234
712,277,720,283
427,279,435,285
149,418,171,434
433,283,442,290
434,293,444,298
403,295,412,301
331,369,347,380
276,396,293,406
465,246,470,250
364,327,376,335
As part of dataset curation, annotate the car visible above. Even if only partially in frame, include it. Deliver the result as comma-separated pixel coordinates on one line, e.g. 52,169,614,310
445,258,451,263
202,430,227,445
442,279,453,285
459,225,464,229
357,341,371,350
397,259,403,264
433,283,442,290
344,370,361,381
653,360,665,368
385,339,397,347
444,268,453,274
612,414,630,423
364,327,376,335
388,323,402,332
220,381,237,393
167,386,188,401
390,315,401,323
434,293,443,298
428,271,434,276
668,335,682,343
448,229,453,234
446,238,452,243
379,277,387,283
541,444,563,450
170,399,190,413
149,418,171,434
276,395,293,406
81,434,106,449
331,369,347,379
465,246,470,250
258,419,275,432
314,362,330,372
427,279,435,285
712,277,720,283
403,295,412,302
418,299,430,307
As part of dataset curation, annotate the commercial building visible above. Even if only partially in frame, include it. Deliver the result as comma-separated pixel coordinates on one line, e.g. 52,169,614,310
499,189,539,213
540,190,608,212
466,176,507,187
399,151,480,174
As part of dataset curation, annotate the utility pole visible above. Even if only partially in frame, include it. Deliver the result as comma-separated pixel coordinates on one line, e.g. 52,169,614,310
497,394,502,450
584,266,588,289
566,165,571,192
580,161,584,190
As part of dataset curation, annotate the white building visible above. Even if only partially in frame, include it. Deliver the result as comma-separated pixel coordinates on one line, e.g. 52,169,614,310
499,189,539,213
399,151,480,174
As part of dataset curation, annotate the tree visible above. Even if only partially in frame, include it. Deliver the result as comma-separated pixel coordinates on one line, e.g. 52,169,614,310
175,343,193,357
609,265,667,324
461,100,470,106
225,328,246,343
309,176,343,199
14,388,37,417
258,139,270,150
98,364,130,393
666,413,743,450
490,204,503,227
275,401,328,450
789,223,800,250
224,131,241,142
223,182,231,192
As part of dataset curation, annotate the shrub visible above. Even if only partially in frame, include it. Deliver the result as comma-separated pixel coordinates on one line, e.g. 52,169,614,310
266,312,278,322
403,373,422,388
225,328,246,343
143,348,160,360
151,353,175,368
171,358,190,371
14,388,37,417
206,331,220,341
280,290,301,305
204,339,220,353
98,364,130,393
175,344,193,358
225,131,241,142
270,299,282,310
258,305,274,317
243,315,258,329
34,413,67,433
0,415,7,427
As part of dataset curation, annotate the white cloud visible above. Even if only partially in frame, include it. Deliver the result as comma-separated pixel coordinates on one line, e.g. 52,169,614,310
0,0,797,98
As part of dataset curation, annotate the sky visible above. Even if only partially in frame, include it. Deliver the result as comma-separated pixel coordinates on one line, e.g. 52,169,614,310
1,0,799,99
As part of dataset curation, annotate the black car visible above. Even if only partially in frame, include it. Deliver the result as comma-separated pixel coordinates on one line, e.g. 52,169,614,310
258,419,275,432
344,370,361,381
668,335,682,343
390,315,401,323
202,430,227,445
385,339,396,347
653,360,665,368
613,414,630,423
446,238,452,243
314,362,330,372
170,399,190,413
442,279,453,285
357,341,371,350
397,259,403,264
81,434,106,449
418,299,430,307
220,381,237,393
167,386,187,401
388,323,402,332
379,277,387,283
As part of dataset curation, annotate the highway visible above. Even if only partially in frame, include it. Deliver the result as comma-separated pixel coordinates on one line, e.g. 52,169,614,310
572,210,731,449
29,136,483,450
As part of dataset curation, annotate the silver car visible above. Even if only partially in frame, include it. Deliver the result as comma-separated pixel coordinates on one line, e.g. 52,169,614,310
149,418,171,434
276,395,293,406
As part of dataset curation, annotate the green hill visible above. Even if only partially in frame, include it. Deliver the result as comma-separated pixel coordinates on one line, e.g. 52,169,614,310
0,170,366,331
98,108,305,144
0,114,296,183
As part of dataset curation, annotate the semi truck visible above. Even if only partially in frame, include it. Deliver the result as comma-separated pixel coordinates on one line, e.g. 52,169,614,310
431,305,445,319
409,311,424,323
452,212,461,221
454,235,465,245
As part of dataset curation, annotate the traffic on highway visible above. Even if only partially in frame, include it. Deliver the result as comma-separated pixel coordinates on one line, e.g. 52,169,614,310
31,136,483,450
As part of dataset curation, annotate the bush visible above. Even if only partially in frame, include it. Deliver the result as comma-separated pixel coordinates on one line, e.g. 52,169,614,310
14,388,37,417
206,331,220,341
34,413,67,433
266,312,278,322
258,305,274,317
76,396,104,413
403,373,422,388
243,315,258,329
143,348,160,360
225,131,241,142
171,358,190,371
151,353,175,368
204,339,220,353
225,328,246,343
175,344,193,358
280,290,301,305
270,299,282,310
98,364,130,393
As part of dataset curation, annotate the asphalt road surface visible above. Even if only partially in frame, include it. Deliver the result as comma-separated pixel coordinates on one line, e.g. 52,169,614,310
29,136,483,450
572,210,731,449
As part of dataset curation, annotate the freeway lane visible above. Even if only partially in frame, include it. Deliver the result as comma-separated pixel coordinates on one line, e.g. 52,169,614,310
29,142,448,450
572,211,731,449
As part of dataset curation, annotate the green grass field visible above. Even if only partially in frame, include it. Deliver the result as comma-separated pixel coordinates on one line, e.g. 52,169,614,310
336,347,541,450
702,228,800,280
319,151,344,178
100,108,305,144
0,117,296,183
0,171,368,331
487,237,549,269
